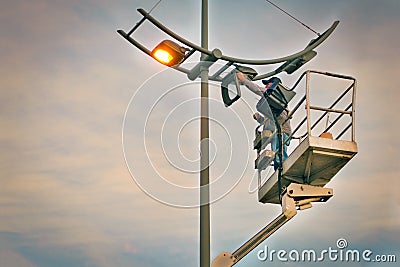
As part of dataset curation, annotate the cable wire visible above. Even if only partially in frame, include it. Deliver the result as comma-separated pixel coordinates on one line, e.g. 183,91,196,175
149,0,163,14
265,0,320,36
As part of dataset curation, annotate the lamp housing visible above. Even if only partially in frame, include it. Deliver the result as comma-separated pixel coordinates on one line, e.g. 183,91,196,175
221,65,258,107
151,40,186,66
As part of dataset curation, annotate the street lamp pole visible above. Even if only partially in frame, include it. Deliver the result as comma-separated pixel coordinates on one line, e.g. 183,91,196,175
200,0,210,267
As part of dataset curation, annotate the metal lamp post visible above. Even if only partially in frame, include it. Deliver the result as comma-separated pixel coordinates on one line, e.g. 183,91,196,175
199,1,211,267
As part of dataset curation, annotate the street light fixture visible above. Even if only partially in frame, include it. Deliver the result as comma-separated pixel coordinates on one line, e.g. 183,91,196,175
221,65,258,107
151,40,188,66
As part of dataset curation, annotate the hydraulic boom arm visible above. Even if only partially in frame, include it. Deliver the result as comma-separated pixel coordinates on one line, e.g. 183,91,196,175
212,183,333,267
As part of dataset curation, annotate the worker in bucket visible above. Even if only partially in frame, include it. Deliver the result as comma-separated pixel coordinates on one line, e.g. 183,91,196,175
236,72,292,169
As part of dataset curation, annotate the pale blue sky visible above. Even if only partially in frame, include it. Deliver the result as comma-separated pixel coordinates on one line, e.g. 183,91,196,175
1,1,399,266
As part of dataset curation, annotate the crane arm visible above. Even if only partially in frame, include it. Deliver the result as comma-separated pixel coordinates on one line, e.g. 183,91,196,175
212,183,333,267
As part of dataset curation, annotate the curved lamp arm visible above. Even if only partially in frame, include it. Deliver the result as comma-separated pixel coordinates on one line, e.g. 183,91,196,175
136,8,339,66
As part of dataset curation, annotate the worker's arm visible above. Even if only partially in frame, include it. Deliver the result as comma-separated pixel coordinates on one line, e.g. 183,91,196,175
237,72,265,96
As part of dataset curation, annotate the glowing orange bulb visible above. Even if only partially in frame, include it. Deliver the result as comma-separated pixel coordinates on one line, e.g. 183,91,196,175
153,49,174,64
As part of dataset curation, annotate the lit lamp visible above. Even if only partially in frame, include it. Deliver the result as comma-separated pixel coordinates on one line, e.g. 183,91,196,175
151,40,187,66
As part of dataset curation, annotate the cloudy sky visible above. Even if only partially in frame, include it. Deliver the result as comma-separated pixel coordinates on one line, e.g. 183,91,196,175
1,0,399,266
